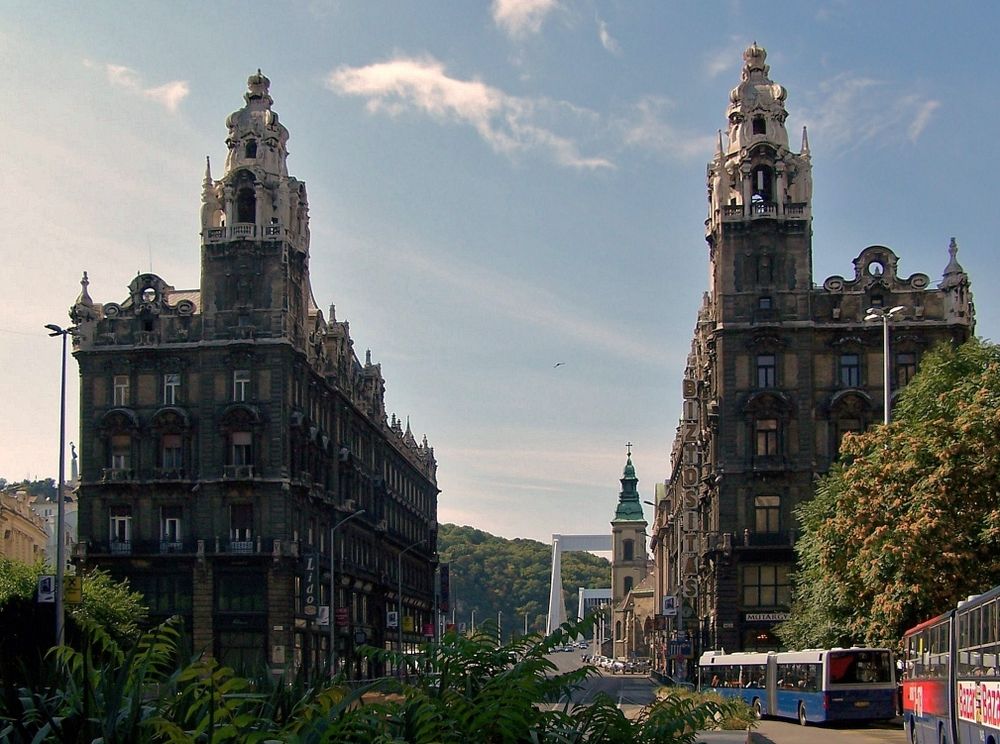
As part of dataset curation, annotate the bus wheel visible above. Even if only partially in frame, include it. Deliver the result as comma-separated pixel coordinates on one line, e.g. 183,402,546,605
798,703,807,726
752,699,762,719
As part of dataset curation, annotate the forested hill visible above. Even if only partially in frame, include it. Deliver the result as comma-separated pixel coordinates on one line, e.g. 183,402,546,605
437,523,610,637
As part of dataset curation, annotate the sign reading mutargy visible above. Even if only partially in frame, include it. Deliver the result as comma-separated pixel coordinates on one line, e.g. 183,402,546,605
744,612,790,622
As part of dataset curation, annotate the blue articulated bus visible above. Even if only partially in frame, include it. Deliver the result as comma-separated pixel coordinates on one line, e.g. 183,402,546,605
700,648,897,725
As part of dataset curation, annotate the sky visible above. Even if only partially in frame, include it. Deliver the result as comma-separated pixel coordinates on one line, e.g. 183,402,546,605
1,1,997,545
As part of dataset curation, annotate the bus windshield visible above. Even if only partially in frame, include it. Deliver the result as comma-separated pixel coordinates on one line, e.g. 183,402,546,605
828,650,893,684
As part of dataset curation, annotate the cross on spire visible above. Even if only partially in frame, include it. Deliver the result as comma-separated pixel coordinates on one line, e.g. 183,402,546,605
626,441,633,457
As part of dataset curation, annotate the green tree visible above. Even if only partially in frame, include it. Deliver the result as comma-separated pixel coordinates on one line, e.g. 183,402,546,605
438,524,611,637
0,558,147,685
780,339,1000,648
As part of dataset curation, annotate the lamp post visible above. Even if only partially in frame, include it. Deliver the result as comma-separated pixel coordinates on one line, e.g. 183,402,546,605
471,608,476,634
397,537,425,676
45,323,75,647
864,306,906,425
497,609,503,645
329,508,366,677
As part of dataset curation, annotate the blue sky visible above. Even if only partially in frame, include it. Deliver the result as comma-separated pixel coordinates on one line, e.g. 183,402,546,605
2,1,996,544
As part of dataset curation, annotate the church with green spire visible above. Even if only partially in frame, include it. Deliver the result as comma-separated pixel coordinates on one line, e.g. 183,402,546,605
611,444,648,606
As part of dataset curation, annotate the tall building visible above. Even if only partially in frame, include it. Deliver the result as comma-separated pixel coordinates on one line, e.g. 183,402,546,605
652,44,973,662
69,72,439,677
1,489,48,563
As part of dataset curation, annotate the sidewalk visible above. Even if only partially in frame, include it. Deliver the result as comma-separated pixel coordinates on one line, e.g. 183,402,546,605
694,730,752,743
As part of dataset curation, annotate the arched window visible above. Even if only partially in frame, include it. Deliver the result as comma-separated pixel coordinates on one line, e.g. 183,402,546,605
624,576,634,594
623,539,634,561
752,116,766,135
244,140,257,159
236,188,256,223
751,165,773,202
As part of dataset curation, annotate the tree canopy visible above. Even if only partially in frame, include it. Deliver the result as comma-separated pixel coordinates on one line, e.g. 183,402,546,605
438,524,611,635
780,339,1000,649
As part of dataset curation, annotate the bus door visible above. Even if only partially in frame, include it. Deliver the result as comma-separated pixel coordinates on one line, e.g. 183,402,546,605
766,654,777,716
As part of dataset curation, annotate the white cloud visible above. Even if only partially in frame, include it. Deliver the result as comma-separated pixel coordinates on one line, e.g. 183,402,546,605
618,96,716,160
326,55,613,169
798,74,940,152
704,48,734,78
908,99,940,143
597,17,620,55
384,238,675,368
89,60,189,112
492,0,560,38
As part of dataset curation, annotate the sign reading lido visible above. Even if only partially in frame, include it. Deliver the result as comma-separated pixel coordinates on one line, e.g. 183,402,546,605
744,612,790,622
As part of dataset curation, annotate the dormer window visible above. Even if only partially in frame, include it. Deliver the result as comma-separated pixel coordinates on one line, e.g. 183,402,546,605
752,116,766,135
245,140,257,158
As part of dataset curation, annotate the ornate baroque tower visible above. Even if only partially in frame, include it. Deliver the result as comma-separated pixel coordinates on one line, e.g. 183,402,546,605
200,70,313,348
69,73,439,677
652,44,974,663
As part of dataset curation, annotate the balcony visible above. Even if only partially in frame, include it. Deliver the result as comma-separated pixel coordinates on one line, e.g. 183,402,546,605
160,540,185,554
154,467,187,480
741,531,793,548
102,468,135,483
223,464,255,480
110,540,132,555
229,540,255,554
204,223,287,243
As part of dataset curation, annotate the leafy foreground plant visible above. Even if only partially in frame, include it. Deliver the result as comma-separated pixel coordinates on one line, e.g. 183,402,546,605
1,614,744,743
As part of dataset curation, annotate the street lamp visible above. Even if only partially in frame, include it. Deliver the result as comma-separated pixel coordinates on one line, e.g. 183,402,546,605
471,608,476,634
397,537,425,676
864,305,906,425
329,508,366,677
45,323,75,647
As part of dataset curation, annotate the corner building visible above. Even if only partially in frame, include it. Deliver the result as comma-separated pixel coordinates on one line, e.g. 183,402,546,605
652,45,973,660
69,73,439,676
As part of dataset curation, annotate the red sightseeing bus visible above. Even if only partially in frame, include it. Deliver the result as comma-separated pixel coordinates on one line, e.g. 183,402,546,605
903,584,1000,744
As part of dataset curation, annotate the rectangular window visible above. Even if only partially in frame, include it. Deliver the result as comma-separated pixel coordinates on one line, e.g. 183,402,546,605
113,375,130,406
897,352,917,388
840,354,861,388
758,296,772,309
161,505,182,543
836,419,863,455
162,434,183,470
111,434,131,470
110,506,132,544
742,564,790,607
163,373,180,405
756,354,776,388
231,431,252,466
233,369,250,402
755,418,779,457
230,503,253,542
754,495,780,533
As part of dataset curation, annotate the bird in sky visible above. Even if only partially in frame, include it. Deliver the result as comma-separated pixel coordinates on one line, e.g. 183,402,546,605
553,362,565,368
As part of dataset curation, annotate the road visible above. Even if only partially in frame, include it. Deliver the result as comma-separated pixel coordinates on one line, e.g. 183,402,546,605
545,650,907,743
